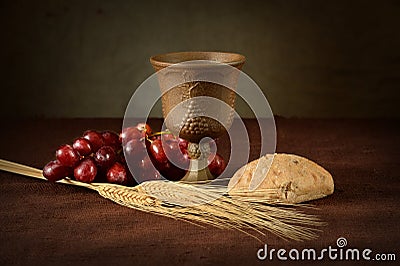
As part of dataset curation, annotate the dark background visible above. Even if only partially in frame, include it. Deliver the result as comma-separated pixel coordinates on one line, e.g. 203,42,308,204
1,0,400,118
1,2,400,265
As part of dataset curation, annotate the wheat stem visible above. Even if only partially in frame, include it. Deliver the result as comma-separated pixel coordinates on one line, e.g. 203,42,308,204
0,159,324,242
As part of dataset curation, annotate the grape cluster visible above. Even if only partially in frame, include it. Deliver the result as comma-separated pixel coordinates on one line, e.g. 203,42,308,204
43,129,134,185
43,123,227,185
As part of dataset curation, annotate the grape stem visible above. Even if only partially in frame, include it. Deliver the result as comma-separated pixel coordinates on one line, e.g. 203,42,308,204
149,130,172,137
146,130,172,143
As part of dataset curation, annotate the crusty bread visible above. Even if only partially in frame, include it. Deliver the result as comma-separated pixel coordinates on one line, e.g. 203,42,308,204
228,153,334,203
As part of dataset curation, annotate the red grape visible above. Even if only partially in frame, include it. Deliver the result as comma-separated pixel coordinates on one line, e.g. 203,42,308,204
117,153,126,164
159,161,187,181
124,138,146,161
43,123,189,186
72,137,92,156
102,131,121,151
163,138,179,154
74,158,97,183
55,144,80,167
163,139,189,170
159,133,176,142
147,139,168,165
178,138,189,153
138,156,153,172
120,127,144,142
152,170,162,181
208,153,226,177
126,169,137,186
106,162,130,185
146,138,190,181
137,156,162,181
177,152,190,169
94,146,117,169
83,130,104,152
43,160,71,182
135,123,152,135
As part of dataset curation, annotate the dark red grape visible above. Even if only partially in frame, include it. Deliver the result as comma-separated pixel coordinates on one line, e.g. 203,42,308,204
147,134,159,141
117,153,126,164
102,130,120,151
160,133,176,142
177,152,190,169
152,170,162,181
147,139,168,165
178,138,189,153
124,138,146,161
106,162,129,185
207,153,226,177
72,137,92,156
55,144,80,167
43,160,71,182
125,169,137,186
137,156,162,181
208,139,217,156
163,138,179,154
120,127,144,142
135,123,152,135
159,161,187,181
83,130,104,152
138,156,153,172
94,146,117,169
146,138,190,181
163,139,189,170
74,158,97,183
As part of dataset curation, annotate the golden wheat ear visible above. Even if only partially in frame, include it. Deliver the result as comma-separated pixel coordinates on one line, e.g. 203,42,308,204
0,159,324,242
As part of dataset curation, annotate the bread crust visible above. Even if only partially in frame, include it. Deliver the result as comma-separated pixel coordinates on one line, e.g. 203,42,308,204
228,153,334,203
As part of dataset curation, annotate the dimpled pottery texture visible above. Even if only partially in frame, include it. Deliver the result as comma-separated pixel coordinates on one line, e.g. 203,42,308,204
163,81,236,143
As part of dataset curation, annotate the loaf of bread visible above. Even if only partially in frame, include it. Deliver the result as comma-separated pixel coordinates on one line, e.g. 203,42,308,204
228,153,334,203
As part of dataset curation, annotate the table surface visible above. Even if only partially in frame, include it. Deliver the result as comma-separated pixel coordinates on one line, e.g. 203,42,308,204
0,117,399,265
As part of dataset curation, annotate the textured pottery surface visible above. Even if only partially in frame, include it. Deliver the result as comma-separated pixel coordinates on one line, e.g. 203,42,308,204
150,52,245,143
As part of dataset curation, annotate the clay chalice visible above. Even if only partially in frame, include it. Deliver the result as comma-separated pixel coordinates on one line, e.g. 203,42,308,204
150,52,245,182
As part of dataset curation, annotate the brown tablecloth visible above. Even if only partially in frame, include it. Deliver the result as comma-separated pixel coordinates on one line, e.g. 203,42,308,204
0,118,399,265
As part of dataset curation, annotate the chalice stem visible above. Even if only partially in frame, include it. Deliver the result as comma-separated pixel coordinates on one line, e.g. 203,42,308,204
181,142,213,182
181,158,213,182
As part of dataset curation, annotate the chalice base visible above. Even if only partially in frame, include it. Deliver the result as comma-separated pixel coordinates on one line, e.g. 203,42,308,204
181,159,213,182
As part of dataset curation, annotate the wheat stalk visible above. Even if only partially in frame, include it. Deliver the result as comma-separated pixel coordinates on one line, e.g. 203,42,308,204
0,159,324,242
